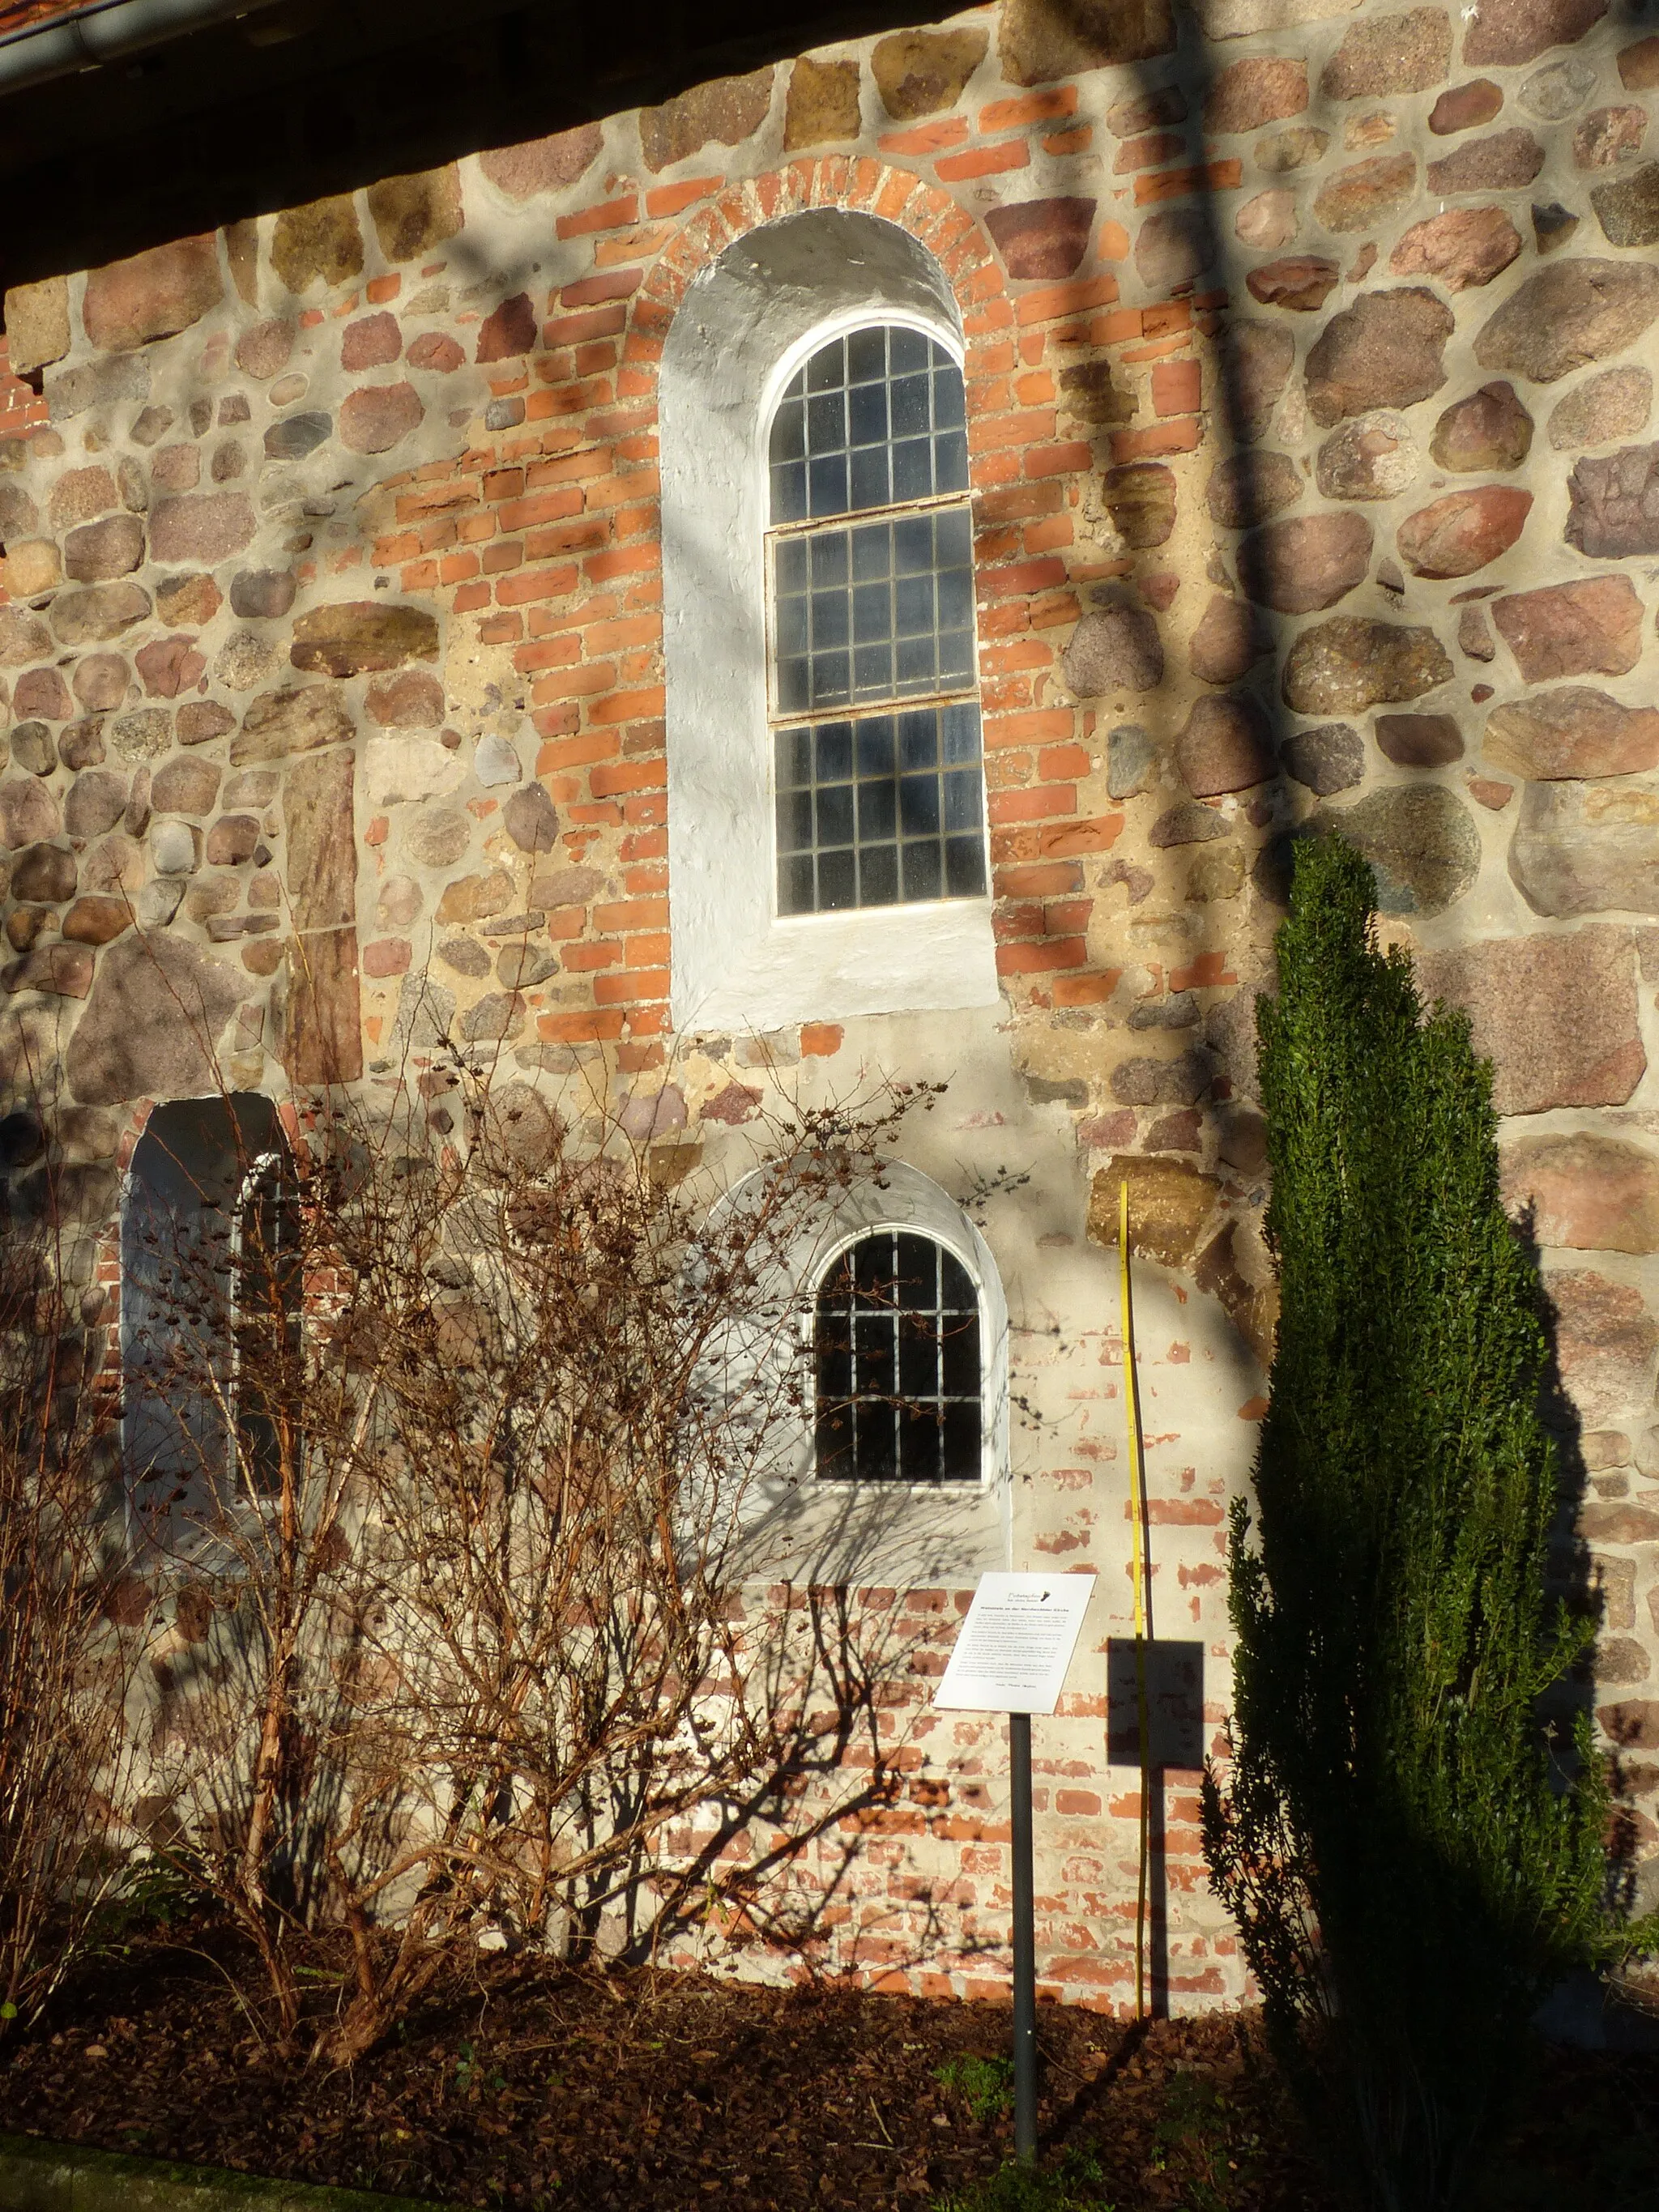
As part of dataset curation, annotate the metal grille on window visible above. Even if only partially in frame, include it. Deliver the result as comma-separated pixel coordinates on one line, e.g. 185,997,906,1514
769,326,988,916
815,1230,982,1483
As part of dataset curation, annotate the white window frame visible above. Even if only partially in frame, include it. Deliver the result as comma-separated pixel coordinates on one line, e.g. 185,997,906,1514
659,210,1000,1034
715,1159,1012,1585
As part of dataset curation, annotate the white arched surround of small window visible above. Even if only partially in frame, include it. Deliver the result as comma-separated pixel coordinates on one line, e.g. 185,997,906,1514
659,211,1000,1032
726,1161,1011,1588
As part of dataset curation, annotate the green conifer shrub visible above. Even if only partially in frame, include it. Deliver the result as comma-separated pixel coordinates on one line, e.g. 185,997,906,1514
1201,836,1640,2212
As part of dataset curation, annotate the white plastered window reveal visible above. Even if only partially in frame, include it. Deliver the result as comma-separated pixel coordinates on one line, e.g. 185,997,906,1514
660,211,1000,1033
718,1160,1012,1584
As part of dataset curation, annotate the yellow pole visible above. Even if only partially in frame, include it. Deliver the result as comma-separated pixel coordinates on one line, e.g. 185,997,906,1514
1118,1180,1153,2022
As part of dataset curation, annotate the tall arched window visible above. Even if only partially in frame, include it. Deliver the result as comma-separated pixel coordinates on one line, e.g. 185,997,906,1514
814,1228,983,1484
768,326,987,915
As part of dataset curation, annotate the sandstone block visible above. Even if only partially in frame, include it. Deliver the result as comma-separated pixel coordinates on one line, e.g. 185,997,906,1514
1256,124,1331,170
52,583,150,647
1320,9,1452,96
984,197,1097,280
1547,364,1653,450
1205,56,1308,131
405,806,471,868
1283,722,1364,792
1491,576,1644,680
1316,411,1418,499
156,574,223,629
149,492,255,565
63,514,144,583
366,168,463,263
1425,128,1543,191
0,481,39,543
1546,1268,1659,1426
1312,152,1417,231
1102,462,1176,548
1283,616,1453,712
1464,0,1607,65
47,467,117,530
1485,687,1659,779
784,58,862,149
1000,0,1176,82
1375,711,1463,764
65,930,242,1105
177,701,235,747
1306,288,1452,425
58,722,105,771
232,685,354,764
1086,1156,1222,1269
1223,321,1295,433
1239,509,1372,612
1419,924,1643,1112
1397,484,1532,578
290,603,437,678
1533,203,1581,257
437,867,514,923
479,126,602,200
1188,594,1270,684
134,636,203,700
341,311,401,373
1429,79,1504,131
1108,1046,1216,1108
271,197,365,293
1063,604,1165,694
286,927,362,1088
872,28,987,117
1389,204,1522,289
1592,162,1659,246
3,543,60,596
1509,778,1659,916
339,382,424,455
1502,1132,1659,1251
82,237,222,352
1474,259,1659,385
1247,255,1341,309
284,748,356,932
1058,360,1134,424
1430,381,1533,471
3,277,70,376
1565,441,1659,556
640,70,774,170
1135,206,1217,293
1177,693,1274,794
45,354,149,420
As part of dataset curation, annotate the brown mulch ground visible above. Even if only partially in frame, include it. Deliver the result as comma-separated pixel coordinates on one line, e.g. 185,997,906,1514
0,1924,1652,2211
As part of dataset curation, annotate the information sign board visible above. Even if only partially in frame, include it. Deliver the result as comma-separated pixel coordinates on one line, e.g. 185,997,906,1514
933,1571,1097,1715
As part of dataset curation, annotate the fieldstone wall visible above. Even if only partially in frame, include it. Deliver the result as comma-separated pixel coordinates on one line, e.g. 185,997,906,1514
2,0,1657,2013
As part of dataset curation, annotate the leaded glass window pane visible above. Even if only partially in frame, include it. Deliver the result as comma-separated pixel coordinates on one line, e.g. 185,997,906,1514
815,1230,982,1484
768,324,987,918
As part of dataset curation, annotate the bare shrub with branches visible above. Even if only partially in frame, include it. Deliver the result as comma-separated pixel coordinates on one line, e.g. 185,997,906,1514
130,1042,931,2061
0,1127,142,2036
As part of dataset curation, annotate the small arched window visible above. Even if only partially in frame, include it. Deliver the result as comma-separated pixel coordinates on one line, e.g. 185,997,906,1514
814,1229,983,1484
122,1095,298,1528
768,325,987,916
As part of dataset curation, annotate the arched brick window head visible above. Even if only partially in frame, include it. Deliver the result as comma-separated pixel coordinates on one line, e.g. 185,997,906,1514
769,326,987,916
815,1229,983,1484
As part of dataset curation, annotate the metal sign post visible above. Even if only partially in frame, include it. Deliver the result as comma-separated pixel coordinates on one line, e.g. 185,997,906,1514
936,1571,1096,2167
